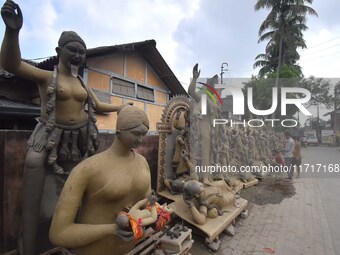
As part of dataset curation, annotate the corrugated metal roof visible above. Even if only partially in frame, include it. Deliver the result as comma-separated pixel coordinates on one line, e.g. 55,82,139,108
0,96,40,116
0,59,39,79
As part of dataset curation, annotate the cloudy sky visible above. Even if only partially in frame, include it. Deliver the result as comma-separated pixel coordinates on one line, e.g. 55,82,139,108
0,0,339,91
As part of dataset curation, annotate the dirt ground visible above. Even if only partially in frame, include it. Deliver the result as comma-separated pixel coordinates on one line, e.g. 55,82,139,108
241,176,296,207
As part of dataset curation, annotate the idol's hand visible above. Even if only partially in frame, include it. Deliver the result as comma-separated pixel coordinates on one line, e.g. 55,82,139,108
1,0,23,31
116,228,134,242
193,63,200,79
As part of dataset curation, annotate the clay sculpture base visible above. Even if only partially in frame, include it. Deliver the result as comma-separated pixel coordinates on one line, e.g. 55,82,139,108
243,178,259,189
159,181,248,244
155,227,193,255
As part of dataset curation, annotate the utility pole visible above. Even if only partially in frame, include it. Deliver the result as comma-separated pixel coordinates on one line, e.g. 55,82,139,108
297,109,300,136
317,103,320,143
334,83,340,145
220,62,228,84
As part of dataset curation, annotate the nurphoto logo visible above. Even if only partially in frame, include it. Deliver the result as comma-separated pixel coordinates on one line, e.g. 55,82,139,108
198,80,312,128
197,82,223,115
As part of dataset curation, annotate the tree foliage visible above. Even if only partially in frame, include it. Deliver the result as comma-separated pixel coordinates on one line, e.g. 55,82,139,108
254,0,318,77
299,76,334,109
243,66,302,120
299,77,334,139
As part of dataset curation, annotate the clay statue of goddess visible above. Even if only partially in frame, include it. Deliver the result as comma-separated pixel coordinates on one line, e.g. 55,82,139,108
49,106,154,255
0,1,127,254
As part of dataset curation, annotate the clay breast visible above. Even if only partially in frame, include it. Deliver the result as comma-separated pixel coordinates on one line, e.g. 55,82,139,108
57,77,87,102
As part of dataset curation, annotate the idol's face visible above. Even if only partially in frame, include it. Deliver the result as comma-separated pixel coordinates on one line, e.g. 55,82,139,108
57,41,86,69
117,124,149,149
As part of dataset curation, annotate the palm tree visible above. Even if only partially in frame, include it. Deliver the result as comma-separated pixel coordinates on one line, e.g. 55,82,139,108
254,35,303,77
255,0,318,79
253,52,278,77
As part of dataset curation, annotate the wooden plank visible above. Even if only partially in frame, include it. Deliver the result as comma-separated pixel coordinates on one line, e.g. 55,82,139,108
243,179,259,189
159,184,248,243
126,230,163,255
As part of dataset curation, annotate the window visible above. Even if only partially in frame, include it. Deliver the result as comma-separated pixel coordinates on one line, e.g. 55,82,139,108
111,77,135,97
137,85,154,102
111,77,155,102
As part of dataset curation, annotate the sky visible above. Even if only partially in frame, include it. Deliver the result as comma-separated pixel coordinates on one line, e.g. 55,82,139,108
0,0,339,121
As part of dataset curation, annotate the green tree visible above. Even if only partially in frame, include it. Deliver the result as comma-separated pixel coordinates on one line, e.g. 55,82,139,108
255,15,306,73
299,76,333,109
243,67,301,121
254,0,318,78
299,76,334,139
253,52,277,77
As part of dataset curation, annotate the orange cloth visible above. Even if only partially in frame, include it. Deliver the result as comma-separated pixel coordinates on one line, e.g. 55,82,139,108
146,204,171,231
155,208,170,230
146,203,161,213
118,212,144,240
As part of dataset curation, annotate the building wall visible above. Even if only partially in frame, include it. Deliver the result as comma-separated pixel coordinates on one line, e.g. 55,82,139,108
0,130,30,253
85,52,169,132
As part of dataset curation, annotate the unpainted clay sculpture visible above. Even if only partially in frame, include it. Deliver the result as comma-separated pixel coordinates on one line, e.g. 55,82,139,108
115,195,173,241
182,180,235,225
49,106,152,255
188,64,219,184
0,1,127,254
157,96,198,194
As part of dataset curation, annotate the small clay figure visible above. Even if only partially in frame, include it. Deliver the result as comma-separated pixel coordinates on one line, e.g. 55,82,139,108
115,197,158,241
171,109,191,175
166,224,188,239
116,191,173,241
182,180,235,225
164,178,186,195
247,128,258,162
172,108,198,180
